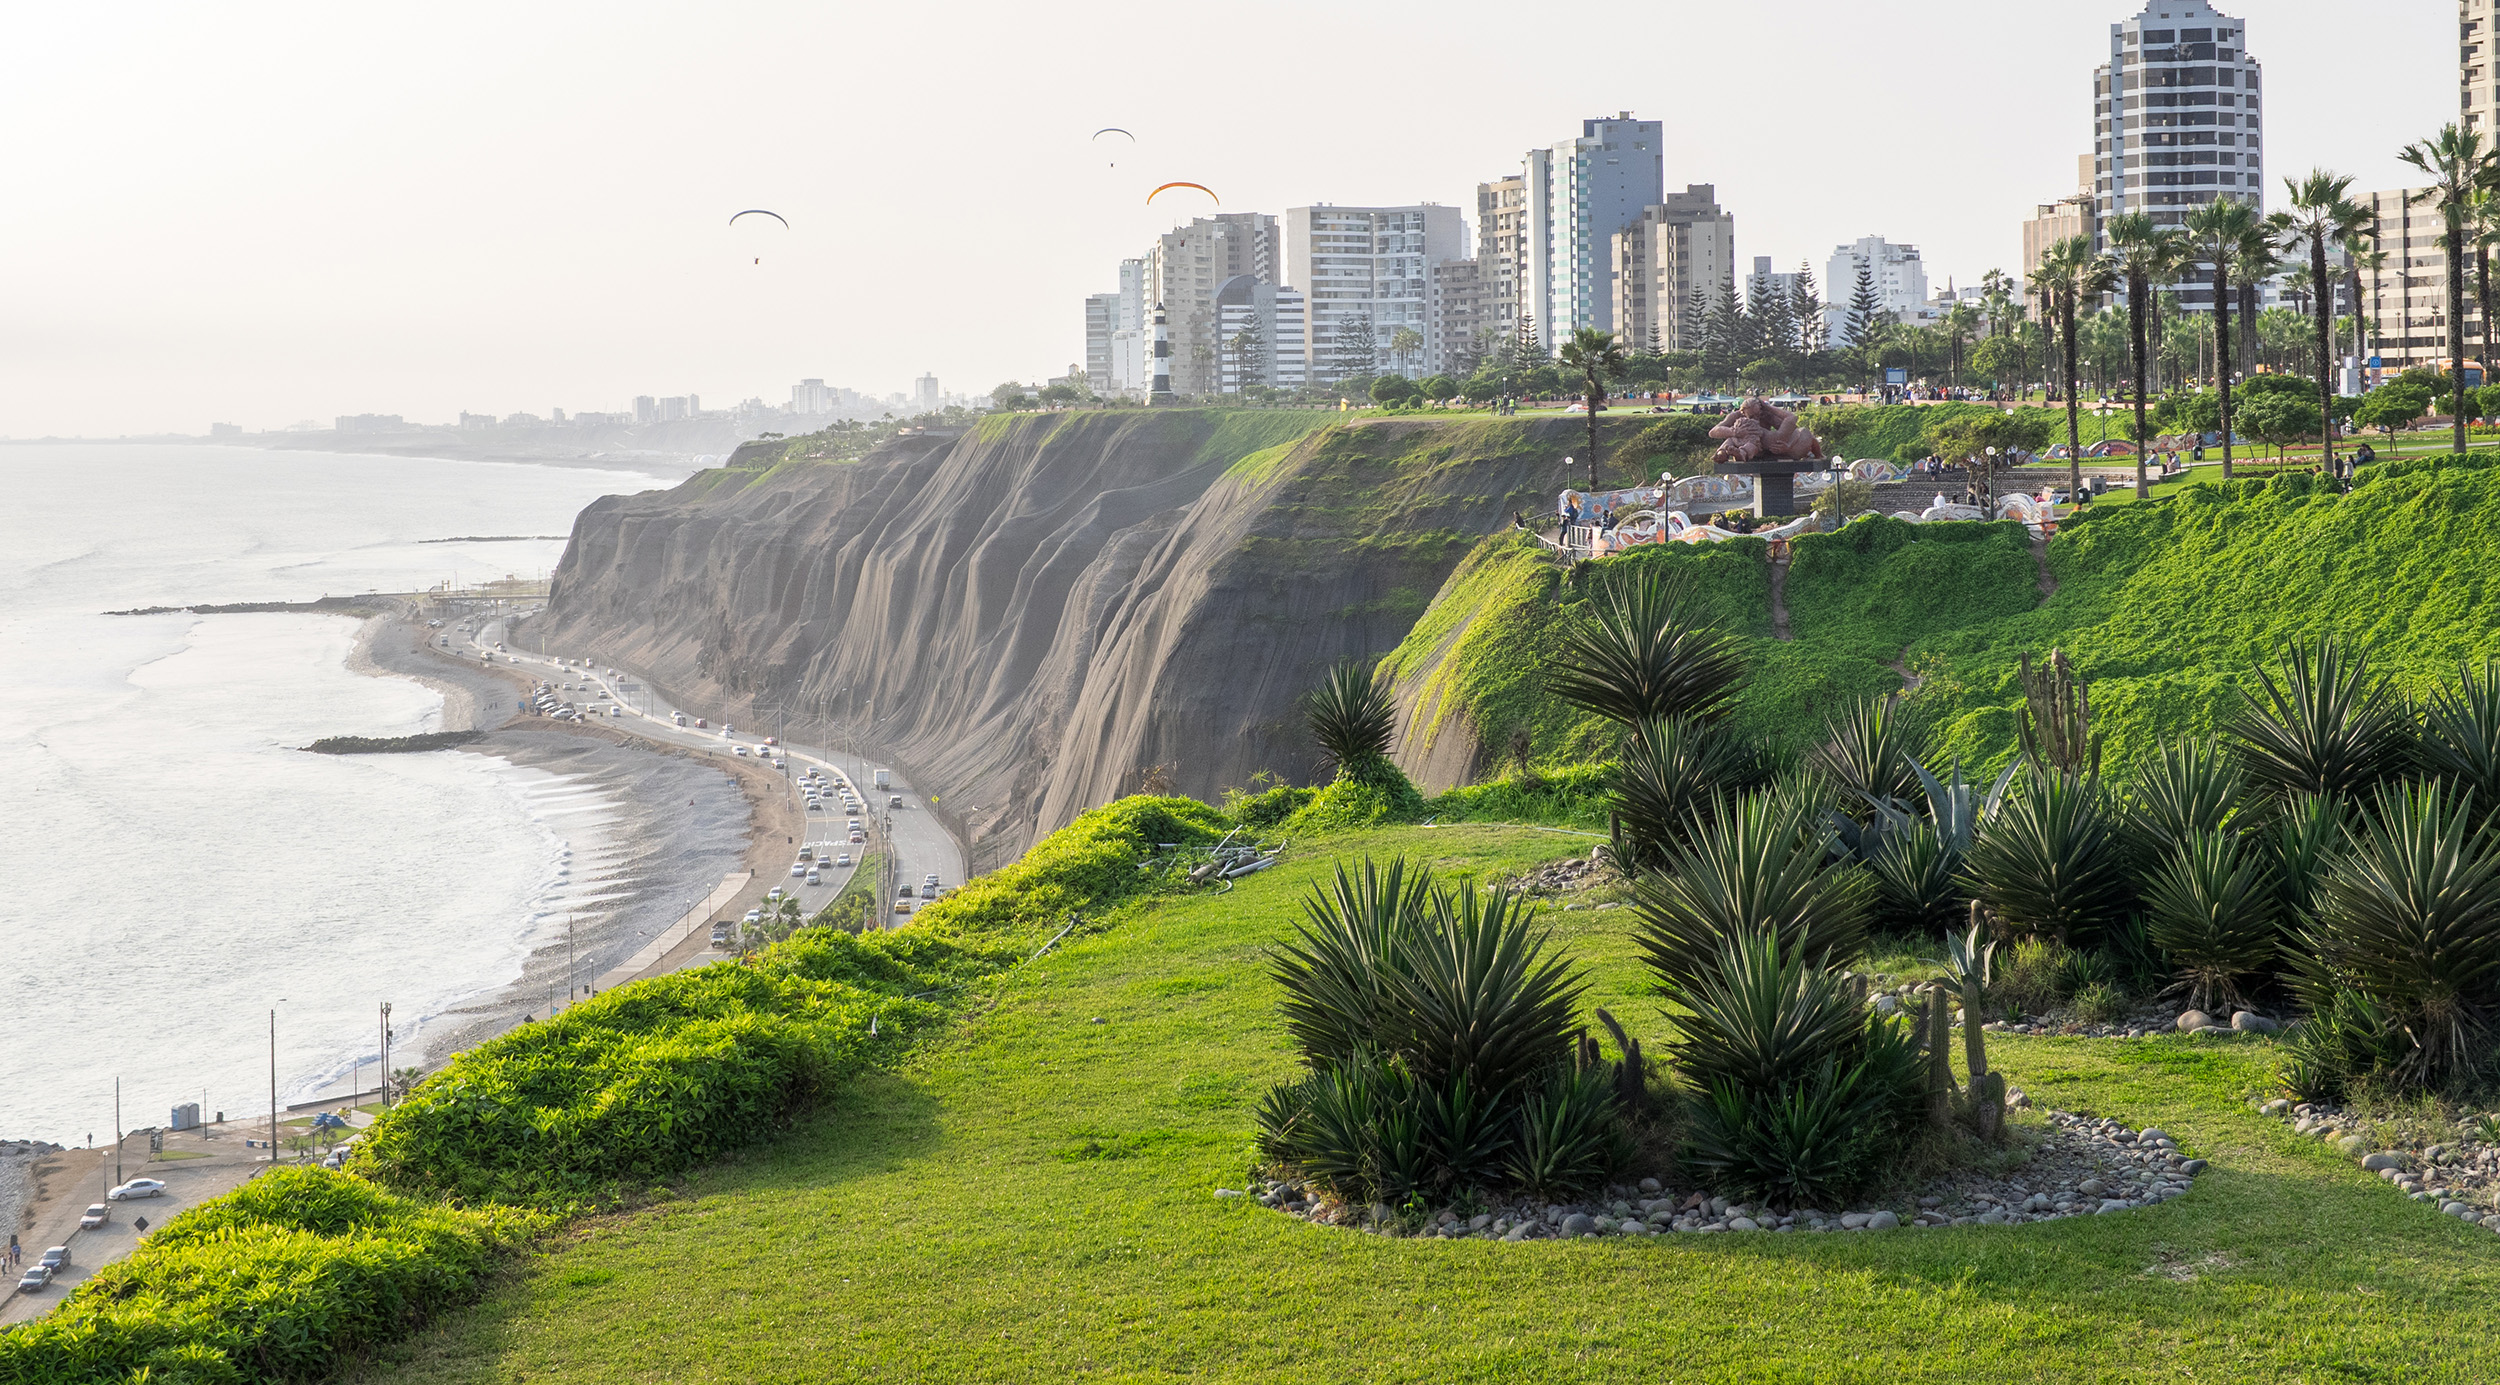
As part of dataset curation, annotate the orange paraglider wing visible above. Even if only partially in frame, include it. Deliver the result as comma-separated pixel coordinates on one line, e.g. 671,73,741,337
1146,182,1219,205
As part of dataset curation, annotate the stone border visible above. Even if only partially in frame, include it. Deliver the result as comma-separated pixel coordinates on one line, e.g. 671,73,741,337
2256,1097,2500,1234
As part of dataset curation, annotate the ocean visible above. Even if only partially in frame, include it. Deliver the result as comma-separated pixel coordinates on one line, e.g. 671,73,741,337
0,443,681,1145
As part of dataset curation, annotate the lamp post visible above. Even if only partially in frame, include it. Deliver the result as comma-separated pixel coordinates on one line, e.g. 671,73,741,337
1983,447,2000,515
379,1002,392,1108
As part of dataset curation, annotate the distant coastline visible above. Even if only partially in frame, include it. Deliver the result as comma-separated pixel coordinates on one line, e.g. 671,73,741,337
418,535,569,543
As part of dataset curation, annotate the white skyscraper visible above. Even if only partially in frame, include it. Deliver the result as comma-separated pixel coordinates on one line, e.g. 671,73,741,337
1214,275,1309,393
1522,113,1664,345
1824,237,1929,347
2092,0,2265,312
1283,204,1467,380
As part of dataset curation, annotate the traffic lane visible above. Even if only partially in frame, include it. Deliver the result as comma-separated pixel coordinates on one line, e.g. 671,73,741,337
0,1154,255,1328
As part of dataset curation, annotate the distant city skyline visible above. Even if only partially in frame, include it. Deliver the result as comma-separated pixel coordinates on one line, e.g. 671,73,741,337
0,1,2451,434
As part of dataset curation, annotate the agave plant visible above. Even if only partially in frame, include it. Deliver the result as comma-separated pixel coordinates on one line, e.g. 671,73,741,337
1302,661,1397,778
1811,695,1933,811
1630,790,1872,994
2226,636,2414,803
2142,828,2282,1015
2127,738,2244,849
1605,715,1751,877
1268,858,1435,1067
2263,790,2349,927
1910,757,2020,854
1867,821,1964,933
2421,657,2500,826
1661,929,1868,1094
2301,782,2500,1088
1388,881,1586,1101
1548,564,1745,728
1254,1051,1429,1203
1503,1065,1620,1195
1961,770,2134,947
1679,1065,1884,1206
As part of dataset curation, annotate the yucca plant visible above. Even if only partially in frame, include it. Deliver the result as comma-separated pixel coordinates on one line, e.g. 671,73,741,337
1962,770,2134,947
1549,564,1744,727
1268,858,1435,1068
2227,636,2415,803
2126,737,2244,850
1605,714,1750,876
1812,695,1933,811
1503,1065,1621,1195
1867,820,1964,933
1302,660,1397,778
2143,828,2282,1015
1630,789,1872,994
1389,881,1586,1101
1680,1064,1883,1206
2264,789,2350,927
2421,657,2500,827
1255,1051,1430,1203
2274,989,2406,1101
2301,782,2500,1088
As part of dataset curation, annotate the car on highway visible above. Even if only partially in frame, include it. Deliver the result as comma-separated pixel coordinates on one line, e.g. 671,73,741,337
743,909,763,925
918,883,936,898
849,832,866,845
805,871,821,886
710,923,732,948
733,746,750,757
789,863,807,878
893,899,913,915
672,712,687,726
835,853,852,867
889,795,904,808
694,718,707,728
766,887,785,902
79,1204,108,1229
924,873,940,885
16,1265,50,1293
107,1178,165,1201
897,886,915,902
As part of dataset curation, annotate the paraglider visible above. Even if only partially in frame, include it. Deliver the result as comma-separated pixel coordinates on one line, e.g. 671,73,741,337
1146,181,1218,206
1092,127,1134,167
728,209,787,264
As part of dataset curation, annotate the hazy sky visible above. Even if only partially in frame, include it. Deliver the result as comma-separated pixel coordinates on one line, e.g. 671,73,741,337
1,1,2452,436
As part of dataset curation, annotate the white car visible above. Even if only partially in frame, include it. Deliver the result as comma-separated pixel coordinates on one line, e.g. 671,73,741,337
805,871,822,886
107,1178,166,1201
836,853,852,867
790,863,807,878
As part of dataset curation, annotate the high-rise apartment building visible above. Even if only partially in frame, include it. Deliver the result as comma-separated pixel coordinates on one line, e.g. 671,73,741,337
1425,260,1489,377
1085,294,1119,392
1283,204,1467,381
1609,186,1734,355
1214,275,1309,394
2092,0,2265,310
1477,175,1528,347
914,375,939,409
1522,113,1664,345
1148,214,1279,397
633,395,658,426
2466,0,2495,131
1824,237,1929,346
2025,155,2099,288
2354,185,2473,378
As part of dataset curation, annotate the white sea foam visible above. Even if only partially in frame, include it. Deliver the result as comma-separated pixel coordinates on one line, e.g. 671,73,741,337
0,443,678,1142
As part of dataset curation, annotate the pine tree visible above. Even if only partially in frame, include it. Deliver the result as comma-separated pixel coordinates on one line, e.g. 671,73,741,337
1683,283,1710,356
1845,263,1887,349
1515,323,1545,364
1332,314,1377,382
1752,278,1798,358
1704,284,1747,385
1790,261,1826,354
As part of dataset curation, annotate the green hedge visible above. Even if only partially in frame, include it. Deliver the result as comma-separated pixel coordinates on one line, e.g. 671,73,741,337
0,1168,542,1385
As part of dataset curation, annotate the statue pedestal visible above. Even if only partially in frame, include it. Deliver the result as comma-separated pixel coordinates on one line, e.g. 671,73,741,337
1713,460,1818,518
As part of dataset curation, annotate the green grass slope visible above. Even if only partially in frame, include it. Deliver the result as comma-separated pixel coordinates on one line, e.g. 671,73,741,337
1391,457,2500,781
357,823,2498,1384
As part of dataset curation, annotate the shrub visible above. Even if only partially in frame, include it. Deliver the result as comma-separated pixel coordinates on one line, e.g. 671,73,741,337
2299,782,2500,1088
1606,715,1752,876
0,1168,541,1385
1811,695,1931,809
1304,661,1397,775
1963,771,2134,947
2227,636,2415,803
2420,657,2500,827
2142,829,2282,1014
1227,782,1316,829
1990,937,2074,1017
1629,790,1872,994
1867,821,1964,933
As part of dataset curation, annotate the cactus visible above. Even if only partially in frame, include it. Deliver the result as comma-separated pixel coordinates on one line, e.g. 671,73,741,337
2018,648,2101,776
1941,901,2008,1142
1923,989,1958,1130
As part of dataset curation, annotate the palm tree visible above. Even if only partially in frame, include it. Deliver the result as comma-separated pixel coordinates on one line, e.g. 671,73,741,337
2040,235,2119,498
1944,302,1981,389
2400,123,2500,454
2105,213,2189,497
1558,327,1627,492
2268,171,2373,476
2183,196,2267,479
1389,325,1425,377
2345,239,2384,367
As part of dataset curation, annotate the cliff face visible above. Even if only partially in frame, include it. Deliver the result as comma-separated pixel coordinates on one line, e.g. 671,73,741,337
534,409,1606,864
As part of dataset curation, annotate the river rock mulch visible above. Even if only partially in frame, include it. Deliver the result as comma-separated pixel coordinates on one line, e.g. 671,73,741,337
2255,1098,2500,1233
1241,1109,2206,1239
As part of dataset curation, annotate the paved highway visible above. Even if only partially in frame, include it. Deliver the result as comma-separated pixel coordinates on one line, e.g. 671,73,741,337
445,614,966,933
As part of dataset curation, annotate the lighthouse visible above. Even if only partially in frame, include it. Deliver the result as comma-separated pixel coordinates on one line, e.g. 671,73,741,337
1148,301,1175,405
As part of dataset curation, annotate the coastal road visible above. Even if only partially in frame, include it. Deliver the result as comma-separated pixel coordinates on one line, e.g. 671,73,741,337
448,615,964,929
0,1127,261,1329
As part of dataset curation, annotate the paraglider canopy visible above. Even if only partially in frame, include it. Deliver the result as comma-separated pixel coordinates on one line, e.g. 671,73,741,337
728,209,789,228
1093,127,1134,167
1146,181,1218,205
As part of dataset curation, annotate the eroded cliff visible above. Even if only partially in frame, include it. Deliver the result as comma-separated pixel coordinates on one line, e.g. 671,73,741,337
532,409,1610,863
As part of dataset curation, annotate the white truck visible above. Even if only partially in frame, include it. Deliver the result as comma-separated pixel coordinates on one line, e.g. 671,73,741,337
872,769,891,790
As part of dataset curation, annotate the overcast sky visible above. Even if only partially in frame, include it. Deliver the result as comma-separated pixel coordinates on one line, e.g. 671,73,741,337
0,0,2453,436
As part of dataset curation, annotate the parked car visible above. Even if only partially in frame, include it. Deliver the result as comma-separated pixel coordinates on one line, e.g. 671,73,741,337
107,1178,165,1201
79,1204,107,1229
16,1265,50,1293
38,1247,70,1273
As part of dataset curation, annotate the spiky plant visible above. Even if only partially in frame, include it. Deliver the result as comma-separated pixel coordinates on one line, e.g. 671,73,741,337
1606,715,1750,876
1503,1065,1620,1195
1811,695,1933,810
2227,637,2415,803
1867,821,1964,933
2018,648,2101,776
1630,790,1872,994
1909,757,2020,854
1388,881,1586,1101
2421,657,2500,827
2264,790,2350,927
1662,929,1868,1094
1268,858,1435,1068
2142,828,2283,1015
2127,738,2245,848
2301,782,2500,1088
1548,563,1744,728
1962,771,2135,947
1302,660,1397,779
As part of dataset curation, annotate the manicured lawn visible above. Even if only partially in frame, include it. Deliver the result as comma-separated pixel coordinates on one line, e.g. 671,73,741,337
356,824,2499,1384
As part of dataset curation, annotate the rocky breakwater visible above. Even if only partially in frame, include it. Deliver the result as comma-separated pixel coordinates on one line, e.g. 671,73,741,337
531,411,1590,859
